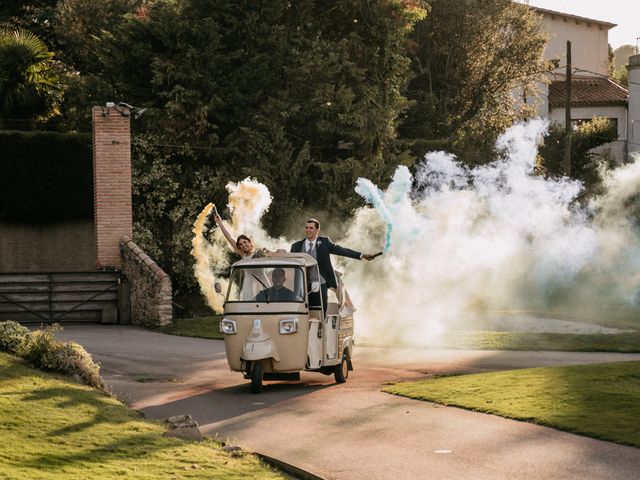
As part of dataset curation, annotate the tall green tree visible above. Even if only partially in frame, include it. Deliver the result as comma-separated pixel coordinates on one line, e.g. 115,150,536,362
611,44,636,87
612,44,636,71
398,0,551,164
53,0,142,73
90,0,426,295
0,0,59,47
0,28,65,127
98,0,425,202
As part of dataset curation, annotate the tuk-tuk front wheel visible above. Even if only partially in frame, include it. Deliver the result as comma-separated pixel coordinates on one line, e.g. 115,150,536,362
334,353,349,384
250,362,263,394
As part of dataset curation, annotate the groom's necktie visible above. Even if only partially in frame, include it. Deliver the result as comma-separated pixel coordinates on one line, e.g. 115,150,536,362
307,242,315,254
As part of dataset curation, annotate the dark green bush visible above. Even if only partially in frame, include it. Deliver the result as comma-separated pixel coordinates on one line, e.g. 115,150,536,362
538,117,618,189
0,130,93,223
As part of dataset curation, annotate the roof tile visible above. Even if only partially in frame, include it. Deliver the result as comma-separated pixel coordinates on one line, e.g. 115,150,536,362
549,77,628,108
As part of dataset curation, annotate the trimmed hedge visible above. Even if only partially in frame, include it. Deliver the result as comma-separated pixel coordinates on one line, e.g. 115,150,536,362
0,130,93,223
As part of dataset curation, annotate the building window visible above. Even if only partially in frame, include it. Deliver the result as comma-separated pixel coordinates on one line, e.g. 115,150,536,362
571,118,617,131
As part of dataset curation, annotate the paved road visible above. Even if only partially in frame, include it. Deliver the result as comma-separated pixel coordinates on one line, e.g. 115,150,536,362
58,325,640,480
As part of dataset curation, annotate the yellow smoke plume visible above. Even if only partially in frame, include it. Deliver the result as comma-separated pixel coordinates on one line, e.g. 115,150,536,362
191,203,228,313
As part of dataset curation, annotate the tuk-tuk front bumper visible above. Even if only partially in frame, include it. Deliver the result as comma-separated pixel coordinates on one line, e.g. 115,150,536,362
242,337,280,362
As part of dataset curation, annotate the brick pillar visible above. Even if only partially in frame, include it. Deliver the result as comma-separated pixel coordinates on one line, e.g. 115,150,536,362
92,105,133,269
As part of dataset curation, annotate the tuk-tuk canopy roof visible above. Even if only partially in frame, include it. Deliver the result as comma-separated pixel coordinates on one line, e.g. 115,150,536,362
233,252,318,269
230,252,354,311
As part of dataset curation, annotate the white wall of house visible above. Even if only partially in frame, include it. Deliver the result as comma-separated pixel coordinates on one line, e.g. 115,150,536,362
629,55,640,158
549,105,627,138
536,11,612,76
531,8,616,120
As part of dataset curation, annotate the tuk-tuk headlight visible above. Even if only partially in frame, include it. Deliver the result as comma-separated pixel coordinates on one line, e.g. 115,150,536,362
279,318,298,334
220,318,237,335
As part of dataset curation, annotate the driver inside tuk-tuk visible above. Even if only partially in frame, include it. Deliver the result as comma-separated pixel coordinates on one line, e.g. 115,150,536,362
254,268,298,302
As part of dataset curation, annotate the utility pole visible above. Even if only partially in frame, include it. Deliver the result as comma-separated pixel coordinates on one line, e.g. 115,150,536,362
564,41,572,177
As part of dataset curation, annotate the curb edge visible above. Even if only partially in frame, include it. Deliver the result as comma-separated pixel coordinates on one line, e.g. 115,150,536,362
256,452,327,480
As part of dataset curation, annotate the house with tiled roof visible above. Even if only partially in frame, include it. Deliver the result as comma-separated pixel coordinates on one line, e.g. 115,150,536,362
532,6,630,163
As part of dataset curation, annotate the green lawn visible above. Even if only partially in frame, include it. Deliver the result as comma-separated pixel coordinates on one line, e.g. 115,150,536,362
441,331,640,352
159,316,640,353
529,307,640,331
0,352,285,479
157,316,223,340
469,308,640,331
384,361,640,447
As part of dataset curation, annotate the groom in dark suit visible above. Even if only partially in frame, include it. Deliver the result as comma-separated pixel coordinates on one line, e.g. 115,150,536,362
290,218,376,313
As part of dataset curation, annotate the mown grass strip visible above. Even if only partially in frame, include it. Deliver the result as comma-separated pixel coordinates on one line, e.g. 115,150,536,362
360,331,640,353
157,316,223,340
520,308,640,331
158,316,640,353
384,361,640,447
0,352,285,479
442,331,640,352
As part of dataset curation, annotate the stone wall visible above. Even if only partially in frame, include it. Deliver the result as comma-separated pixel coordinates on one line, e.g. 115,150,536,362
120,237,172,326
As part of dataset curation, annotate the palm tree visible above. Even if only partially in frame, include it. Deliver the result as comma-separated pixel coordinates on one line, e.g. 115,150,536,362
0,28,64,128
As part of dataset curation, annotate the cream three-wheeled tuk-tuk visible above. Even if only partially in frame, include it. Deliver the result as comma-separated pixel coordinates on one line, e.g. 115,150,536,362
219,252,355,393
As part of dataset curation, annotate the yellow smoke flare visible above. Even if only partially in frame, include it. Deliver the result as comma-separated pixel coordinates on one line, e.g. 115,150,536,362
191,203,227,313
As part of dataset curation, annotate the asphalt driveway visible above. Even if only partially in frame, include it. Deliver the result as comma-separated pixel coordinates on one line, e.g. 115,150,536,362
57,325,640,480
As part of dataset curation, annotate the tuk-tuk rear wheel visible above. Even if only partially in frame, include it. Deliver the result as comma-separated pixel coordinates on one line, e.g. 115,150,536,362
250,362,263,394
334,353,348,384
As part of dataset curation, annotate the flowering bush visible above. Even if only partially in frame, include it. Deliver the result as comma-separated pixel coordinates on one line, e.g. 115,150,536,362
23,324,60,367
0,320,30,355
0,321,106,392
41,341,105,390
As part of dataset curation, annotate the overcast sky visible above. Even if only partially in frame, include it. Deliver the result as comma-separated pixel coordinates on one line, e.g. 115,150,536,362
524,0,640,49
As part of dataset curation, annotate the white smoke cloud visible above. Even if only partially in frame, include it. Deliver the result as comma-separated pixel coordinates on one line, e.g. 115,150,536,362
342,119,640,344
226,178,272,245
192,121,640,345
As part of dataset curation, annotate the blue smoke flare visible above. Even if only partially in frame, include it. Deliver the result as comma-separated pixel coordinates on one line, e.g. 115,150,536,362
355,178,393,253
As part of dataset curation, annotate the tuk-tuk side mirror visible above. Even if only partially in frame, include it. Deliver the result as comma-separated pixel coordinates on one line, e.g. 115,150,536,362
310,281,320,293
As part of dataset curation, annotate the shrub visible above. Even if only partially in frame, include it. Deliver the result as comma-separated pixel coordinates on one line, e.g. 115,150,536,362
0,320,30,355
22,324,60,367
41,341,105,390
0,321,107,392
538,117,618,190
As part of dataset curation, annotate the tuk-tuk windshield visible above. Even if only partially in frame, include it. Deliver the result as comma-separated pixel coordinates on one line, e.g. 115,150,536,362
227,266,305,303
